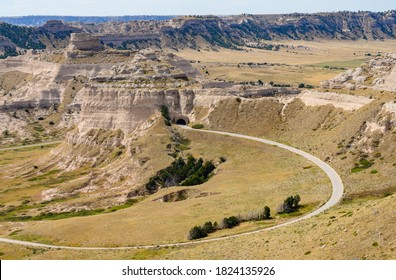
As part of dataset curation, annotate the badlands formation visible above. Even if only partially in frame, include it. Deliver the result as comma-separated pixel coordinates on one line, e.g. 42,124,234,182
0,33,395,259
1,33,396,203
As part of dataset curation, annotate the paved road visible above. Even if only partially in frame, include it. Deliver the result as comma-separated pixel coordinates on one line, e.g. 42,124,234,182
0,126,344,250
0,141,62,151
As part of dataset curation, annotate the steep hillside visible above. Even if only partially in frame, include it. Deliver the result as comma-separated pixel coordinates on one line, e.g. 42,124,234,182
0,16,174,26
0,21,80,58
75,11,396,50
2,11,396,57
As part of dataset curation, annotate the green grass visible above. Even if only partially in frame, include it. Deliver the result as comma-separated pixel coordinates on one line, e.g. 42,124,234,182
27,170,60,182
192,124,204,129
309,59,368,69
351,158,374,173
107,199,139,212
1,198,140,222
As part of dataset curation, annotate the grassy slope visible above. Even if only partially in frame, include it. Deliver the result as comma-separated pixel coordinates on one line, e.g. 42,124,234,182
0,120,330,252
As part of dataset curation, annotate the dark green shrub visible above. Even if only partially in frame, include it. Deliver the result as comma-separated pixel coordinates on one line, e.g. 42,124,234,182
222,216,240,229
202,221,217,234
263,206,271,219
146,156,216,192
188,226,208,240
277,195,301,214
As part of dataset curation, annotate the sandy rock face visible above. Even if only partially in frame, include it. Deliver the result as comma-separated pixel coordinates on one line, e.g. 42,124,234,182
299,90,372,111
78,87,195,134
322,53,396,92
67,33,104,52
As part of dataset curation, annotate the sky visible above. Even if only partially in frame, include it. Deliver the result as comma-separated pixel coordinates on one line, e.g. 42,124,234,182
0,0,395,17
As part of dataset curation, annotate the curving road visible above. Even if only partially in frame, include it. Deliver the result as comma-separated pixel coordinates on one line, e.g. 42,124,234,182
0,126,344,250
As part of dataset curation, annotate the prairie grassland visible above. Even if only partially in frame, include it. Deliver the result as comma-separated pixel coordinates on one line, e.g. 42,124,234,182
0,125,330,249
202,65,340,86
175,40,396,85
0,144,61,204
1,193,393,260
176,40,396,65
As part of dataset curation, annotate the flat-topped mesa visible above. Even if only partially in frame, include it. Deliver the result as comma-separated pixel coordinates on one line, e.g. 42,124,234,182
41,20,81,34
67,33,104,52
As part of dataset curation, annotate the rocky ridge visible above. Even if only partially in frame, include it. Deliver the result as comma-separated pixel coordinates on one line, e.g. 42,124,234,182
322,53,396,92
2,11,396,58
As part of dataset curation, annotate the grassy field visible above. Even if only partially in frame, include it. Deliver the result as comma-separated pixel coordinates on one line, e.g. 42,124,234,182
175,40,396,86
0,124,330,249
0,193,393,260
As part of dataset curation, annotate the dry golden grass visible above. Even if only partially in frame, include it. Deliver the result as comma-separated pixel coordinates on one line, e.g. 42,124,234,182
1,193,393,260
0,144,61,205
0,71,33,92
204,65,339,85
0,123,330,249
150,193,396,260
175,40,396,85
176,40,396,65
2,40,396,260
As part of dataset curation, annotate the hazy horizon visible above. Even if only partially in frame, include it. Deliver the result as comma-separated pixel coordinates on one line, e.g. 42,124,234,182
1,0,395,17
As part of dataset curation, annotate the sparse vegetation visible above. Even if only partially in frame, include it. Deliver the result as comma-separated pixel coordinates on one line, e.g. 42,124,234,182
351,158,374,173
160,105,172,126
191,124,204,129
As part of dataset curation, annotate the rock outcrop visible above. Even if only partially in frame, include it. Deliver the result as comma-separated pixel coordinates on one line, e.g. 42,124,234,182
67,33,104,52
40,20,81,34
322,53,396,92
299,90,372,111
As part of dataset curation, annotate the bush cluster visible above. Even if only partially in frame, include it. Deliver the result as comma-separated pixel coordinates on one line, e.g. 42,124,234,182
221,216,240,229
145,156,216,193
277,195,301,214
188,207,272,240
187,221,219,240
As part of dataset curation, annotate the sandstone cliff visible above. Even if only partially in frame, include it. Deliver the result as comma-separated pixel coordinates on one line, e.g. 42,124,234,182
322,53,396,92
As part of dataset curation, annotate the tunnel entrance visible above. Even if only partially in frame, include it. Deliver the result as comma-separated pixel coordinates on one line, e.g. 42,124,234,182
173,115,189,125
176,119,187,125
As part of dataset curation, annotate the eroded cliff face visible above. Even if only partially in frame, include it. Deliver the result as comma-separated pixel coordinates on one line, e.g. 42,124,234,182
73,49,200,134
322,53,396,92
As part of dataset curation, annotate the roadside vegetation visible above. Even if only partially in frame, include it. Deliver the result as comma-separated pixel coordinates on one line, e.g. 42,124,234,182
146,155,216,194
188,195,302,240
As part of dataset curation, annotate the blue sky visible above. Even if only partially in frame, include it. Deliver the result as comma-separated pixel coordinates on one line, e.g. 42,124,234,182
1,0,395,16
